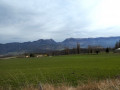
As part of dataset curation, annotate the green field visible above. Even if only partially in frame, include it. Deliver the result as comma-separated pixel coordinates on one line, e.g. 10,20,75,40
0,53,120,88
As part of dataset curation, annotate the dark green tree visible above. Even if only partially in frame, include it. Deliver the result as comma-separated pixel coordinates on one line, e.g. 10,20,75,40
115,41,120,49
106,47,109,53
119,40,120,48
30,53,35,57
95,50,100,54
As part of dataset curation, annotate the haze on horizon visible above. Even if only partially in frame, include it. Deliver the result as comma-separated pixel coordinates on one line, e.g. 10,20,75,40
0,0,120,43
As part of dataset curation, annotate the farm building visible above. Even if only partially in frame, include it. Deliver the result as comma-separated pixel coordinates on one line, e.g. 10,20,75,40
115,48,120,53
37,55,43,57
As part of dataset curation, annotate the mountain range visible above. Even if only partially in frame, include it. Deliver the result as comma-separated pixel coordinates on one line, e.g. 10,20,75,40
0,36,120,55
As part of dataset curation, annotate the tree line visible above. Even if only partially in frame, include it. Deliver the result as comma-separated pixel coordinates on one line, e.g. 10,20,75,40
24,40,120,57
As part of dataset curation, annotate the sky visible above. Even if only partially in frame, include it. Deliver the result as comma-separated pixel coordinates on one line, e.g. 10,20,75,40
0,0,120,43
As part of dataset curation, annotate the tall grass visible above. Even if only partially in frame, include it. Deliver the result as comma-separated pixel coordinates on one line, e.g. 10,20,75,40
0,79,120,90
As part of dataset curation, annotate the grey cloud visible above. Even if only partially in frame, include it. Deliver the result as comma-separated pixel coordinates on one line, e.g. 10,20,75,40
0,0,120,43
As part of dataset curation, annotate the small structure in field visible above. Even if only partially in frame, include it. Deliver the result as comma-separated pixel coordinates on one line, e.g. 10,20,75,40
37,55,44,58
25,55,29,58
36,54,48,57
115,48,120,53
44,54,48,57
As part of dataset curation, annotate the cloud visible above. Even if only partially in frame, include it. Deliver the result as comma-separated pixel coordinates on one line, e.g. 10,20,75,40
0,0,120,43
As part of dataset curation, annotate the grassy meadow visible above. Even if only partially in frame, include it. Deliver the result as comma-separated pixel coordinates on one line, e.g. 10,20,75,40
0,53,120,89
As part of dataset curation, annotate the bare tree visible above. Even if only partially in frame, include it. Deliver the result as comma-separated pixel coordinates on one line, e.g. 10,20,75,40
77,43,80,54
64,47,69,55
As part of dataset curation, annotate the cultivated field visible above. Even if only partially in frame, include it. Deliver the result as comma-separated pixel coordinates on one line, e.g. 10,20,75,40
0,53,120,89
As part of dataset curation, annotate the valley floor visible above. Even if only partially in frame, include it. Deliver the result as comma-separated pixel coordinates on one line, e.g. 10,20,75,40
0,53,120,90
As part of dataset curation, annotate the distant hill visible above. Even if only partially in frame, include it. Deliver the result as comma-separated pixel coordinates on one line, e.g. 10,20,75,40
0,39,63,55
61,37,120,48
0,36,120,55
